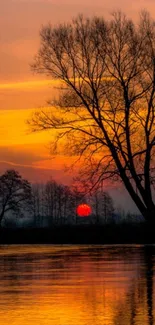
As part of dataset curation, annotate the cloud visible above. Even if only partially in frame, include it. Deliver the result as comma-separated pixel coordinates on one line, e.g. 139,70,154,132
0,79,58,90
0,143,74,183
0,108,54,146
0,160,72,184
0,143,77,182
0,79,60,110
0,145,49,164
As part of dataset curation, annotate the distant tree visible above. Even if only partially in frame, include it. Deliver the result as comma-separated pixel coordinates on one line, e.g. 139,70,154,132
29,11,155,223
116,205,126,223
61,185,72,223
31,179,86,227
0,170,32,227
91,189,114,223
44,180,59,224
55,183,65,223
31,183,45,227
70,186,85,223
44,180,84,225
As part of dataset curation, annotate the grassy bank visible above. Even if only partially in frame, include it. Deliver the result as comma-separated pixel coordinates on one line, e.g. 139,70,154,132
0,223,154,244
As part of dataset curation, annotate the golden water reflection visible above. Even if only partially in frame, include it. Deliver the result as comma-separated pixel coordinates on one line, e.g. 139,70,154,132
0,245,154,325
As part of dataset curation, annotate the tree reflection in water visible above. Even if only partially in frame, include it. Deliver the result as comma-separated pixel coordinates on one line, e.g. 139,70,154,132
113,245,155,325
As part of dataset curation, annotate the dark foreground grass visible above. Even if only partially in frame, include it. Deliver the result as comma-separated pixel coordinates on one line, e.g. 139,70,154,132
0,223,154,244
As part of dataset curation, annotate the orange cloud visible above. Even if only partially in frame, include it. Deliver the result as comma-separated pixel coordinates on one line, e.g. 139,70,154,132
0,79,60,90
0,101,76,182
0,108,52,146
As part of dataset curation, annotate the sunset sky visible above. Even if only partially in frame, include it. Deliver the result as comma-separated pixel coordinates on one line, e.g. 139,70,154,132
1,0,154,211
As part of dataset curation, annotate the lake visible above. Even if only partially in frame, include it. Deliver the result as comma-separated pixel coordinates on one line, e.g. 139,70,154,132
0,244,154,325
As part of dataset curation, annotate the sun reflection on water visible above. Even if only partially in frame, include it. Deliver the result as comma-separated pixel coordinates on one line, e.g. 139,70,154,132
0,245,153,325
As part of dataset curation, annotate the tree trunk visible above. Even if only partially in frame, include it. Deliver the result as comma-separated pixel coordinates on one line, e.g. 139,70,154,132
0,209,5,228
145,207,155,224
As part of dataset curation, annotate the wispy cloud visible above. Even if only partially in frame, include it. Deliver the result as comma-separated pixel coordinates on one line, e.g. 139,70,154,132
0,79,60,90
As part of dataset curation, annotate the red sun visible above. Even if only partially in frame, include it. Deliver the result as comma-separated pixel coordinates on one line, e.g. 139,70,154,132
76,204,92,217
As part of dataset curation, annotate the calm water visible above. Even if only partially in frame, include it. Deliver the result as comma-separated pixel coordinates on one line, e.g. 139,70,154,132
0,244,154,325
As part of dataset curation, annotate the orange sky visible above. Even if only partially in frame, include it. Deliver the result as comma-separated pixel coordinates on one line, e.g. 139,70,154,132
1,0,154,210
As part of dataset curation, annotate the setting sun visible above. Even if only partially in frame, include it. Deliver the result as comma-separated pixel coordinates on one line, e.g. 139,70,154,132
76,204,92,217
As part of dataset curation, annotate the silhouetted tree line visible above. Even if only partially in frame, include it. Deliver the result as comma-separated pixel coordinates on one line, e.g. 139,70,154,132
0,169,117,228
31,180,84,226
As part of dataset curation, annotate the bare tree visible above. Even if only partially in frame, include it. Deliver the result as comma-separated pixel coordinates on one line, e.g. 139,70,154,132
31,183,46,227
0,170,32,227
29,12,155,222
31,178,86,226
44,180,84,225
91,189,114,224
44,179,61,224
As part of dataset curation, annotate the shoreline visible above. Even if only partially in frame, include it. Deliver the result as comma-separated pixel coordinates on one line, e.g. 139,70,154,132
0,224,154,244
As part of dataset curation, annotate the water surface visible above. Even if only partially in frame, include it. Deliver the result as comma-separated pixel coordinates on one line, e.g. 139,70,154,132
0,244,154,325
